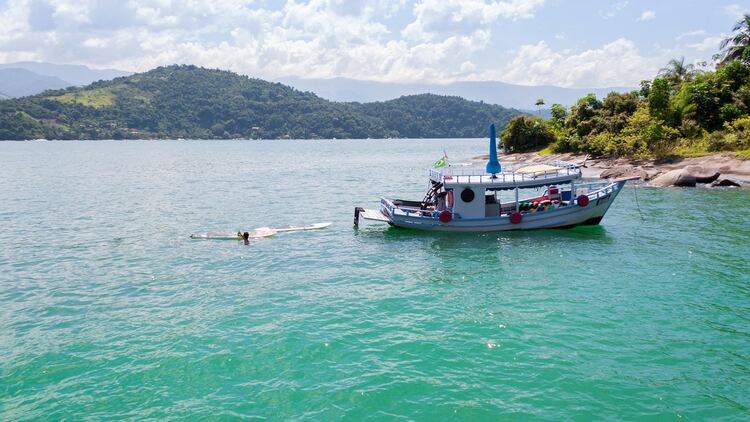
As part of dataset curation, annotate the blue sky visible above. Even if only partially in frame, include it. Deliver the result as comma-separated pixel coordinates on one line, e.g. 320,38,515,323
0,0,746,87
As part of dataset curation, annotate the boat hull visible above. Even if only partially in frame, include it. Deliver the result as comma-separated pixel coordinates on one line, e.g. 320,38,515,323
381,180,627,232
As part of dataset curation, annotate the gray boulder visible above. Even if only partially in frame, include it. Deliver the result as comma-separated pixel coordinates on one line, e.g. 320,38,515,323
645,169,662,181
695,172,721,184
650,169,696,187
685,165,721,184
600,165,648,180
710,178,742,187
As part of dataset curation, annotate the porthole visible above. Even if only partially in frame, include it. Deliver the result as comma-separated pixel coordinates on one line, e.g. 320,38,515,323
460,188,475,203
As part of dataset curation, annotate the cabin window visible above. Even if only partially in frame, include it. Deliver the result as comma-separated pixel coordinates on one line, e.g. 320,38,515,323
460,188,475,203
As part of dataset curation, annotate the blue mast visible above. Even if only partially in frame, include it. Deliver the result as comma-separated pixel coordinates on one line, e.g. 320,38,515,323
486,123,501,175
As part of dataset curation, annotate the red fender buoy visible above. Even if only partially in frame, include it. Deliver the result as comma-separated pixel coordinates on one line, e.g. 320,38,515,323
510,212,523,224
439,210,452,223
446,190,454,209
577,195,589,207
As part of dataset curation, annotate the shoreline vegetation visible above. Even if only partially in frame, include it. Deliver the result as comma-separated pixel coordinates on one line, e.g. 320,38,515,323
474,151,750,186
499,14,750,165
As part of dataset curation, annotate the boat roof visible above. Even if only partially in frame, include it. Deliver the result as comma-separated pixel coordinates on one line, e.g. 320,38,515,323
430,160,582,189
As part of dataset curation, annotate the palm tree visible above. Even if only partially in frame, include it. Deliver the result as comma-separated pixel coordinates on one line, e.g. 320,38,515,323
658,57,698,85
535,98,545,116
720,13,750,65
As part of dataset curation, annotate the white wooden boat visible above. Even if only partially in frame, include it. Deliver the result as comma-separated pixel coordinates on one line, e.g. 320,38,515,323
355,124,637,232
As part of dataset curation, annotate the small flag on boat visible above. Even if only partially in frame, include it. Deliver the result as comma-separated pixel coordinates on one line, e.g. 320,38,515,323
433,150,448,169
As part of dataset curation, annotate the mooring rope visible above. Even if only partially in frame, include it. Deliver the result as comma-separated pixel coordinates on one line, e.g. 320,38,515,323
632,180,645,221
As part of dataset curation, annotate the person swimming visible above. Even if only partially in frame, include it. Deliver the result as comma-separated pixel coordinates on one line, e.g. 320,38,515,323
237,231,250,244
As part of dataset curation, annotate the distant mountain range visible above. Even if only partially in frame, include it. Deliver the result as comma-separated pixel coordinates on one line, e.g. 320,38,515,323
277,76,635,109
0,61,633,111
0,62,132,98
0,65,524,140
0,68,71,98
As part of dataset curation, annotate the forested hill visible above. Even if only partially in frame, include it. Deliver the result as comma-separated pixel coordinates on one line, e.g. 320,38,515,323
0,65,523,140
352,94,519,138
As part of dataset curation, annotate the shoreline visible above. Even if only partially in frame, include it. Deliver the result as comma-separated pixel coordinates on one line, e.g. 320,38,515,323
473,152,750,186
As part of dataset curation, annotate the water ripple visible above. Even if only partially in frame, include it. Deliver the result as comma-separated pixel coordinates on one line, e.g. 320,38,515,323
1,140,749,419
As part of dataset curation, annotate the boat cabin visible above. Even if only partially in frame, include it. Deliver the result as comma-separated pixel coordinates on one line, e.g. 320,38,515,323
426,161,582,219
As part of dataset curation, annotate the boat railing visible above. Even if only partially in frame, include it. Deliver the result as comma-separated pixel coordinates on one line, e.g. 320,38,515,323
381,197,441,219
582,181,619,200
576,181,610,194
429,160,581,183
430,168,581,183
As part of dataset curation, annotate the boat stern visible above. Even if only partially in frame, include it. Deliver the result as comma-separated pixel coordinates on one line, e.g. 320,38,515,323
353,199,394,226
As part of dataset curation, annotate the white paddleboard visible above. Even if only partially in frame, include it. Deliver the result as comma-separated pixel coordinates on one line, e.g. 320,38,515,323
190,228,276,240
190,222,330,240
266,222,332,233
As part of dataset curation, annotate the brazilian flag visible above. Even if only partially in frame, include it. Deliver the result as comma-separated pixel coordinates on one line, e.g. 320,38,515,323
433,156,446,169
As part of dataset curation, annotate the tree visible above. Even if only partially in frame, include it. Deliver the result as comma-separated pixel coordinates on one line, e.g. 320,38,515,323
501,115,556,152
549,103,567,128
648,78,671,121
566,93,601,137
674,72,728,131
639,80,651,98
658,57,699,86
535,98,545,116
720,13,750,65
600,91,640,133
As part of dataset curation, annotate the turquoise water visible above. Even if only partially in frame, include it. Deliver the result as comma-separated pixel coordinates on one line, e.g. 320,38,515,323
1,139,749,420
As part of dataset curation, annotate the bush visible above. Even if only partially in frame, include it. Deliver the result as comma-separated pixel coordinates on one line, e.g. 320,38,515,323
645,122,681,157
720,103,743,122
585,132,620,156
500,115,557,152
678,118,706,139
620,105,678,157
708,116,750,151
583,131,650,158
552,133,583,153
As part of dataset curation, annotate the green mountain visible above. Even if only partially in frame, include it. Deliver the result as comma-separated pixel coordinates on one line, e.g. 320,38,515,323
0,65,523,140
352,94,520,138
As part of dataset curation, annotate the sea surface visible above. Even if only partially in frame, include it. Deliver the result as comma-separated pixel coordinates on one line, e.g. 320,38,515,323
1,139,749,420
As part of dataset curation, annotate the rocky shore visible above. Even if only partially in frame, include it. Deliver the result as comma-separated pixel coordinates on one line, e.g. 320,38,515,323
473,152,750,187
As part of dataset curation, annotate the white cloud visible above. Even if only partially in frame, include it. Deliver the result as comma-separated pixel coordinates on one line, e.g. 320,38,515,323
0,1,29,43
600,1,628,19
637,10,655,21
495,38,662,88
675,29,706,41
723,4,746,20
402,0,545,42
0,0,550,83
686,34,724,52
5,0,717,88
460,61,476,73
